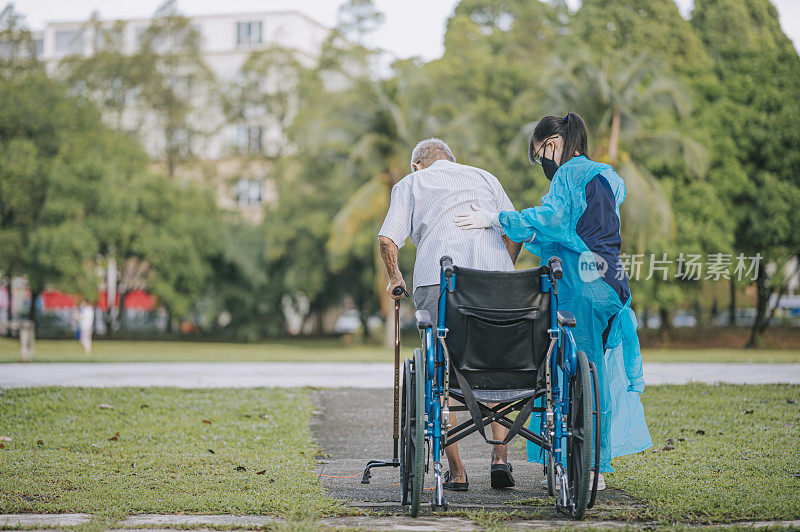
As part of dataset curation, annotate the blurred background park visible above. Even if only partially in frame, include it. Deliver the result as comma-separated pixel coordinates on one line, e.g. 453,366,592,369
1,0,800,360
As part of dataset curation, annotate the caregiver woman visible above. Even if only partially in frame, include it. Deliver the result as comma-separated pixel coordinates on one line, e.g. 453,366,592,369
454,112,652,489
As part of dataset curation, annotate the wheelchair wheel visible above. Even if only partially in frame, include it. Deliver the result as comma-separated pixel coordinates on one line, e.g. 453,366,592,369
544,451,555,497
400,358,412,506
567,350,593,519
408,348,426,516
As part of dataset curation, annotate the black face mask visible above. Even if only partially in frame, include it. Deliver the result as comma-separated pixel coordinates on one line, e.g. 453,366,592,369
542,156,559,181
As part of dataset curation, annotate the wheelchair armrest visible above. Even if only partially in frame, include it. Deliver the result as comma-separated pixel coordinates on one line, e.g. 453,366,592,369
416,310,433,329
557,310,576,328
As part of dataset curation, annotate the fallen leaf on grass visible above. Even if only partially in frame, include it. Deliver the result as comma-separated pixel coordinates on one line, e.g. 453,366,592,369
662,444,675,451
109,432,120,441
37,440,44,445
98,403,114,409
786,398,796,404
235,466,246,471
0,436,11,441
743,409,754,414
140,404,149,409
0,443,4,449
269,478,275,483
259,414,269,419
696,429,706,435
207,449,215,454
256,469,266,475
202,419,212,424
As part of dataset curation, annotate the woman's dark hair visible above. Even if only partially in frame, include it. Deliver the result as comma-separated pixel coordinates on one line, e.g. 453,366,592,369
529,112,590,165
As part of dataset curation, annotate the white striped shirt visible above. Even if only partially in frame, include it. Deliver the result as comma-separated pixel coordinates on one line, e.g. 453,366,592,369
378,159,516,290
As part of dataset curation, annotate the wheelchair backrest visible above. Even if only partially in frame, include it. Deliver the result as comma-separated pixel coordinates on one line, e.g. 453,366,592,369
444,265,551,390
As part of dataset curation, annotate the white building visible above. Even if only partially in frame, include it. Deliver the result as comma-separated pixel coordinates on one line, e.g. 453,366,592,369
31,11,332,219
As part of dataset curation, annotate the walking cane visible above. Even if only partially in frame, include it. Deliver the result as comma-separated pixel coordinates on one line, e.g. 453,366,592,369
361,285,408,484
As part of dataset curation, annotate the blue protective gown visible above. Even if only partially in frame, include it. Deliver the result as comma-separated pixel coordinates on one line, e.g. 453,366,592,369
498,155,652,473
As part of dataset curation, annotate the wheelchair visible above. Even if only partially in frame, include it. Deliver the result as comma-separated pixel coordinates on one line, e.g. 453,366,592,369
400,256,602,517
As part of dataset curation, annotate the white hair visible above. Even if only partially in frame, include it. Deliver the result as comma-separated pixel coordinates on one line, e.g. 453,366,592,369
410,138,456,167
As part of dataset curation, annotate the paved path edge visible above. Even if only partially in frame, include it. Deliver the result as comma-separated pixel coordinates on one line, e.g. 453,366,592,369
1,513,799,530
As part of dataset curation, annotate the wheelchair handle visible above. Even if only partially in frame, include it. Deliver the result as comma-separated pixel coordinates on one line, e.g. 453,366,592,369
440,256,454,279
548,256,563,280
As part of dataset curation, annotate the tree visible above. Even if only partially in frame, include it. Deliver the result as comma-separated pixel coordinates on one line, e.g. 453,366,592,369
225,46,314,160
133,0,216,177
0,7,225,329
0,4,40,79
336,0,384,44
0,71,143,322
692,0,800,346
572,0,714,83
59,14,138,130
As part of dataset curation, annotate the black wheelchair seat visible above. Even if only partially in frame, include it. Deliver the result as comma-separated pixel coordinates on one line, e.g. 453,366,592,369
443,265,551,392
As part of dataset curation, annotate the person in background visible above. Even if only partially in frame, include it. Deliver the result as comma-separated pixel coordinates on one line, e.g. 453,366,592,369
77,299,95,355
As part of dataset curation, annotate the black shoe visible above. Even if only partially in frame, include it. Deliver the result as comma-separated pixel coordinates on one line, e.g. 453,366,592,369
443,470,469,491
490,463,515,489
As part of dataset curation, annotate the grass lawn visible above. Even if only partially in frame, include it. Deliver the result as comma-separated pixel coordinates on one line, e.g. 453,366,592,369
1,337,799,363
511,384,800,525
1,384,798,528
0,387,342,519
606,383,800,523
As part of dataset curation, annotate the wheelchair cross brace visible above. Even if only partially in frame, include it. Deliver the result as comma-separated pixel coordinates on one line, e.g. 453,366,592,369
445,396,551,450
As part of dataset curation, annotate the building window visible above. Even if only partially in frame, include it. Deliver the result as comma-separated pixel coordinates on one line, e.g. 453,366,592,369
236,178,262,206
236,125,263,154
34,38,43,58
236,21,262,47
55,29,83,55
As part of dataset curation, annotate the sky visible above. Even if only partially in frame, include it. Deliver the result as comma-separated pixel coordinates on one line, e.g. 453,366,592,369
17,0,800,60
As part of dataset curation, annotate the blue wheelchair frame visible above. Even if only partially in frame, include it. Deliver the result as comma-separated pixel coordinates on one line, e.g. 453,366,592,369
416,256,594,513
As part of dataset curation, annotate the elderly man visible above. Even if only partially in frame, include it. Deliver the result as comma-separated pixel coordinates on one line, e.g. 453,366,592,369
377,138,521,491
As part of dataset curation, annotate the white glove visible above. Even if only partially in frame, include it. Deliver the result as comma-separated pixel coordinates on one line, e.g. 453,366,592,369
453,203,500,230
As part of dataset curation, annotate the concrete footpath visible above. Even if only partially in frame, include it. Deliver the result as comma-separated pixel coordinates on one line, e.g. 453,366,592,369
2,513,798,530
1,362,799,388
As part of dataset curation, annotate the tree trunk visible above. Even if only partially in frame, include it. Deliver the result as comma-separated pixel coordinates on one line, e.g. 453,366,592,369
608,108,621,165
358,309,371,341
746,269,770,349
728,278,736,326
6,278,12,329
27,283,42,330
118,290,129,333
659,307,670,343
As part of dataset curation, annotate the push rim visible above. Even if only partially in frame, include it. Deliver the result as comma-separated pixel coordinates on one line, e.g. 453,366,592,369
400,358,412,506
409,348,426,516
566,350,593,518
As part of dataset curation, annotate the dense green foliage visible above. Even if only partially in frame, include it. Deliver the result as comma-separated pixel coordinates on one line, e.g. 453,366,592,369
2,0,799,342
0,5,224,327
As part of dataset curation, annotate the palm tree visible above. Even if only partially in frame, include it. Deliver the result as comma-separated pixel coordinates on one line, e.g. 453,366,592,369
320,61,477,345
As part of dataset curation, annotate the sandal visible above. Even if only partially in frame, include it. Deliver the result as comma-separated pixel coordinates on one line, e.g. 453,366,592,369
443,470,469,491
490,462,515,489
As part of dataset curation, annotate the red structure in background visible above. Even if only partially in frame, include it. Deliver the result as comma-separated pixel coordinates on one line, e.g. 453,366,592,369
39,289,157,311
